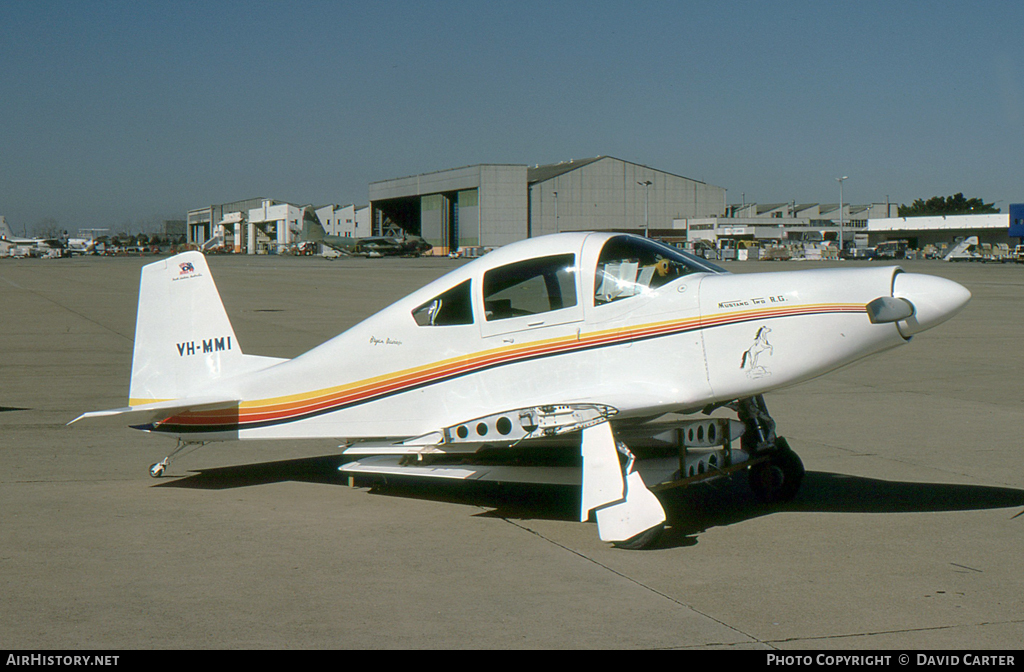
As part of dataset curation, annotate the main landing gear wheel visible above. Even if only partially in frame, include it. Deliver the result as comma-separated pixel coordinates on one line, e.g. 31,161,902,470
748,437,804,503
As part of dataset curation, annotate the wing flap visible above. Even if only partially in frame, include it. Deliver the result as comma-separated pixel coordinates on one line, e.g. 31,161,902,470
340,456,579,485
342,431,448,455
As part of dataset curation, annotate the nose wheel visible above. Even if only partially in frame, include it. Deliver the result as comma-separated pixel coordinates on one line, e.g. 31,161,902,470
748,437,804,503
149,460,168,478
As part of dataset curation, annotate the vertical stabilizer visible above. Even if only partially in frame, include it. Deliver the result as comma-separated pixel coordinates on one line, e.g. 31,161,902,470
128,252,271,405
300,206,325,243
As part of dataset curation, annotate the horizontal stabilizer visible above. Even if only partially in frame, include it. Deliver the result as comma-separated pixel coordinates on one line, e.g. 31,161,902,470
68,396,240,427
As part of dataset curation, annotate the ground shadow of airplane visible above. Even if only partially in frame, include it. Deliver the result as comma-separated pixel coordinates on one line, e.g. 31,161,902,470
656,472,1024,549
157,457,1024,550
157,456,581,521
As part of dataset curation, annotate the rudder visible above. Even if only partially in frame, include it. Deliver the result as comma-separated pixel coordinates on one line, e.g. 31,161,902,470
128,252,265,405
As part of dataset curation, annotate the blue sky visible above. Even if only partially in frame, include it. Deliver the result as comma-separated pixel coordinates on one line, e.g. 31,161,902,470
2,0,1022,233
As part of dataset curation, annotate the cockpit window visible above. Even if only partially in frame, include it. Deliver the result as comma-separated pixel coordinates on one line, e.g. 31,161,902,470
594,236,725,305
483,254,577,321
412,280,474,326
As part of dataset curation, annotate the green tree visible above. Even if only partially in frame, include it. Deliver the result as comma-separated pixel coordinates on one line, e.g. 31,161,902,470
898,193,999,217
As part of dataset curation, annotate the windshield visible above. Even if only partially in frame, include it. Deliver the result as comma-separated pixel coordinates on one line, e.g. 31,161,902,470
594,235,725,305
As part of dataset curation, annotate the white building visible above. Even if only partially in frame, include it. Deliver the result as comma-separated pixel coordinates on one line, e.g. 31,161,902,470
188,198,267,249
315,204,370,238
676,206,1013,250
189,198,308,253
675,202,898,246
245,200,302,254
866,213,1010,247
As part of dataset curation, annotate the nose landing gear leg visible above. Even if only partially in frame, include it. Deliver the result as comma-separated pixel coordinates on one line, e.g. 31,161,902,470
731,395,804,503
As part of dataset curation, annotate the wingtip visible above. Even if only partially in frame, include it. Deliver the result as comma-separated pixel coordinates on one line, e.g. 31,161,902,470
66,406,133,426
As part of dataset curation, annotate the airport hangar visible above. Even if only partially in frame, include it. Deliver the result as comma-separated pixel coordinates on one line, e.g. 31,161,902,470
367,156,727,254
184,157,726,254
185,161,1020,254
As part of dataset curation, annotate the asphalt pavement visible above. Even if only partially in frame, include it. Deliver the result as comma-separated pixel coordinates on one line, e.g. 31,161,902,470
1,253,1022,649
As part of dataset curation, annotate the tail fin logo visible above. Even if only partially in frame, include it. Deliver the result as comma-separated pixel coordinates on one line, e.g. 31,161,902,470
179,262,195,275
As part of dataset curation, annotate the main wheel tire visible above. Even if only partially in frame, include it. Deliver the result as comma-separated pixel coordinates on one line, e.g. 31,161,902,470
748,438,804,503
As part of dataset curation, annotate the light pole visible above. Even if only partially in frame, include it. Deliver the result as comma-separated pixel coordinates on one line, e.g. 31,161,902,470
553,190,558,234
836,176,848,251
638,180,652,237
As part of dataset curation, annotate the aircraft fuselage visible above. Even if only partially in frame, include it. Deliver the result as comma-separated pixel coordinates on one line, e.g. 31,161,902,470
140,232,967,442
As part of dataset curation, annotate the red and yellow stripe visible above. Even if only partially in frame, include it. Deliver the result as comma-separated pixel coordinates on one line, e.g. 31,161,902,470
151,302,865,433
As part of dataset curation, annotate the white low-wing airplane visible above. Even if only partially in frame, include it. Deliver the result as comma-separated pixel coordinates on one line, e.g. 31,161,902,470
72,232,971,547
0,219,64,256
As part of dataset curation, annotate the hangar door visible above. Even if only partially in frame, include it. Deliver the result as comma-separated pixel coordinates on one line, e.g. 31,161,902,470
421,189,479,254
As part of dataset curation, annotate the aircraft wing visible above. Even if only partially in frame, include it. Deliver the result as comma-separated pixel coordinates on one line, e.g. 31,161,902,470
341,403,616,455
68,395,240,427
338,403,670,544
339,403,614,480
339,413,747,486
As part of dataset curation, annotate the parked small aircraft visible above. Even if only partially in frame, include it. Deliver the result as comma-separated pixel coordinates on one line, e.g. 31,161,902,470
66,237,97,255
66,229,108,255
0,219,64,256
72,232,971,547
300,208,432,257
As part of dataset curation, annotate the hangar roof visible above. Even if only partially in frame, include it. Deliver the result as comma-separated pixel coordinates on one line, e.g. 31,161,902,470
527,157,604,183
371,156,712,192
527,155,707,186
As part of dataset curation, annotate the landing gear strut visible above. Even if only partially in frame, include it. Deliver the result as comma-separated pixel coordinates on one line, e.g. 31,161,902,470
148,438,207,478
732,395,804,503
